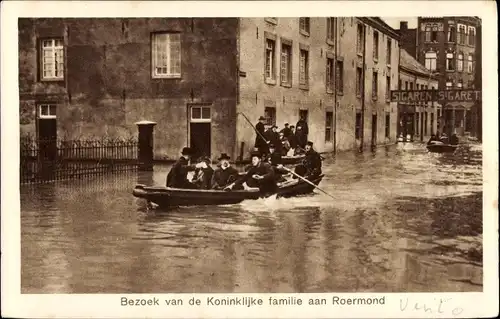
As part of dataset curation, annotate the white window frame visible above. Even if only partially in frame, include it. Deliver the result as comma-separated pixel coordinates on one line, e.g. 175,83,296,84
457,53,464,71
299,18,310,35
468,26,476,46
386,38,392,65
326,18,335,42
280,43,292,86
447,25,456,42
265,39,276,82
356,23,364,55
38,104,57,119
425,51,437,71
373,31,379,61
190,106,211,123
40,39,64,80
467,55,474,73
151,32,181,79
457,24,467,44
446,52,455,71
299,49,309,86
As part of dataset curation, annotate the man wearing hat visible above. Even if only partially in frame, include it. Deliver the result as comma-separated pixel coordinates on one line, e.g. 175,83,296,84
294,141,322,179
280,123,292,140
211,153,240,190
166,147,202,188
268,125,282,153
225,150,277,195
192,156,215,190
254,116,269,155
267,144,288,183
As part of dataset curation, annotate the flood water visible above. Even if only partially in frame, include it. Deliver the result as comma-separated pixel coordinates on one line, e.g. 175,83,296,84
21,143,483,293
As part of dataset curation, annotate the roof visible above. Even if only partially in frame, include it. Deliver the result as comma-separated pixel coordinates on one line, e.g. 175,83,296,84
399,49,438,79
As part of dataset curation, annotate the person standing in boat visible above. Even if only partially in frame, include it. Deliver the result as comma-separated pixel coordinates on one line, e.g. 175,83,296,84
294,141,322,179
268,125,282,153
225,150,277,195
288,125,298,154
296,115,309,141
192,156,214,190
280,123,292,140
295,126,307,153
211,153,240,190
254,116,269,155
166,147,199,189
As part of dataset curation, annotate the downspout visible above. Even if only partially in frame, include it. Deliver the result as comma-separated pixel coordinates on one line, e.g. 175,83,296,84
360,23,367,152
333,18,338,154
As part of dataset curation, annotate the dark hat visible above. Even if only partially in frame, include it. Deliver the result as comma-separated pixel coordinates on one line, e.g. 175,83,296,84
181,147,193,155
258,116,266,120
218,153,231,160
272,125,278,129
200,156,212,164
284,123,289,126
250,150,261,158
306,141,314,147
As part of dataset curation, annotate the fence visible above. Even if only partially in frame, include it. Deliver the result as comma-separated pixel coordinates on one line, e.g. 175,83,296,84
20,135,139,184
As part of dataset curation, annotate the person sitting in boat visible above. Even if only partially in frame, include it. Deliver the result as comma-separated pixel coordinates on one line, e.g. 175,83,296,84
166,147,200,189
192,156,214,190
294,141,322,179
440,133,449,144
281,136,292,155
267,144,288,182
280,123,292,140
211,153,240,190
295,126,307,152
427,134,441,145
450,133,459,146
225,150,277,195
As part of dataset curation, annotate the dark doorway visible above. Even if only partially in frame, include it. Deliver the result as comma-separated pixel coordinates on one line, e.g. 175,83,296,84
190,123,211,160
371,114,377,146
37,103,58,180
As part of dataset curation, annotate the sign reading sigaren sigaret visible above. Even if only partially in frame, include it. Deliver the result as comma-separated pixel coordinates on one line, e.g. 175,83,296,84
390,90,482,103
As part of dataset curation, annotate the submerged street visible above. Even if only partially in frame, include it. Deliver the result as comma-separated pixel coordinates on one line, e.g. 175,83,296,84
21,143,483,293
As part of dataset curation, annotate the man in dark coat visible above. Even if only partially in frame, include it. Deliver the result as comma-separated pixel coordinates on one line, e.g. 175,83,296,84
166,147,198,188
268,125,282,153
192,157,214,190
294,141,322,179
226,150,277,195
296,115,309,137
295,126,307,151
267,144,287,182
288,125,298,150
254,116,269,155
211,153,240,190
280,123,292,140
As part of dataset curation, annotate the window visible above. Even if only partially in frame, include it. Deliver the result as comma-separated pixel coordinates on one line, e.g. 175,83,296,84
404,81,408,91
424,51,437,71
386,39,392,65
355,112,362,139
410,82,413,90
40,39,64,80
431,25,438,42
265,39,276,82
327,18,335,42
372,71,378,99
326,58,334,93
152,33,181,78
373,31,379,61
385,112,390,138
299,49,309,86
446,79,453,89
457,79,463,88
299,18,310,34
264,107,276,126
425,25,431,42
385,75,391,101
468,26,476,46
467,54,474,73
425,24,438,42
280,43,292,86
38,104,57,118
457,52,464,71
431,113,435,134
357,23,364,54
446,52,455,71
458,24,467,44
190,106,211,122
336,60,344,94
356,67,362,96
424,112,428,135
447,25,456,42
325,112,333,142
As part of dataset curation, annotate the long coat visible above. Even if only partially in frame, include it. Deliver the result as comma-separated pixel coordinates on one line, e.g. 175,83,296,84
254,122,267,148
166,157,197,188
296,119,309,135
211,166,240,189
234,162,276,194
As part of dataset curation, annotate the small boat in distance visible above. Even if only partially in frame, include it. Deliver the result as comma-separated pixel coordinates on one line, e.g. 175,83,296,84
133,174,324,209
426,143,458,153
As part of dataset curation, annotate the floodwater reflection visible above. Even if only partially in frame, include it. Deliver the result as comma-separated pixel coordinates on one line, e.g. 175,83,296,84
21,143,483,293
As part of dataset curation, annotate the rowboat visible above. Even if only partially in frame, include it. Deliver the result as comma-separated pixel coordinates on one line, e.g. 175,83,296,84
426,143,458,153
281,154,306,165
133,174,324,208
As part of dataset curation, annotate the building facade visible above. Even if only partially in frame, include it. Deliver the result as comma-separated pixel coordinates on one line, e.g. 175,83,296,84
19,17,400,161
399,17,481,137
397,49,440,140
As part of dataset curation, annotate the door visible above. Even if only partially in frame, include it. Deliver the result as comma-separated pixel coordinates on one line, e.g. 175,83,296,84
371,114,377,146
189,104,211,160
37,104,58,161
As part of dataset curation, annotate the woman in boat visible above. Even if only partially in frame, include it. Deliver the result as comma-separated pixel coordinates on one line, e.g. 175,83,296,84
166,147,199,189
211,153,239,190
225,150,277,195
192,157,214,190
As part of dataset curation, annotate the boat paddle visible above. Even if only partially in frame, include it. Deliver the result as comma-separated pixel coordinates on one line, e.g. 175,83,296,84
281,166,335,200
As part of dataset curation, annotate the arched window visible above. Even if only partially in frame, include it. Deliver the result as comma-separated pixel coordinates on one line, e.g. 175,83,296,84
446,52,455,71
425,51,437,71
457,52,464,72
467,54,474,73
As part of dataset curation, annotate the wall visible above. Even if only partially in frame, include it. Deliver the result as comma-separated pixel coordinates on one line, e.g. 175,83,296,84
19,18,239,160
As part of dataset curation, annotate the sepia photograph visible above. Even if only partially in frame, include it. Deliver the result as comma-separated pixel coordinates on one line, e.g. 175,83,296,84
1,1,498,318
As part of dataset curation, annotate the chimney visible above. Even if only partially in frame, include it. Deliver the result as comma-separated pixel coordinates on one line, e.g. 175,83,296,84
400,21,408,32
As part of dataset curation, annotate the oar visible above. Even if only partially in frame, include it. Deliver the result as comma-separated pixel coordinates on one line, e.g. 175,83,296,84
237,112,269,144
282,166,335,200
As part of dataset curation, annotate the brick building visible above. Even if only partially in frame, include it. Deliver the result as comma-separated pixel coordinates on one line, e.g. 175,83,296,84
398,17,481,137
397,49,440,140
19,17,400,161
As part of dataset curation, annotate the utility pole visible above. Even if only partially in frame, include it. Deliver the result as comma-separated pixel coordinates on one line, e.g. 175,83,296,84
333,17,338,154
360,23,367,152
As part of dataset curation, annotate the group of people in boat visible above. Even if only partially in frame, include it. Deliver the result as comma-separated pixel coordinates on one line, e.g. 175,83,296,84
427,132,460,146
166,141,322,194
254,115,310,157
